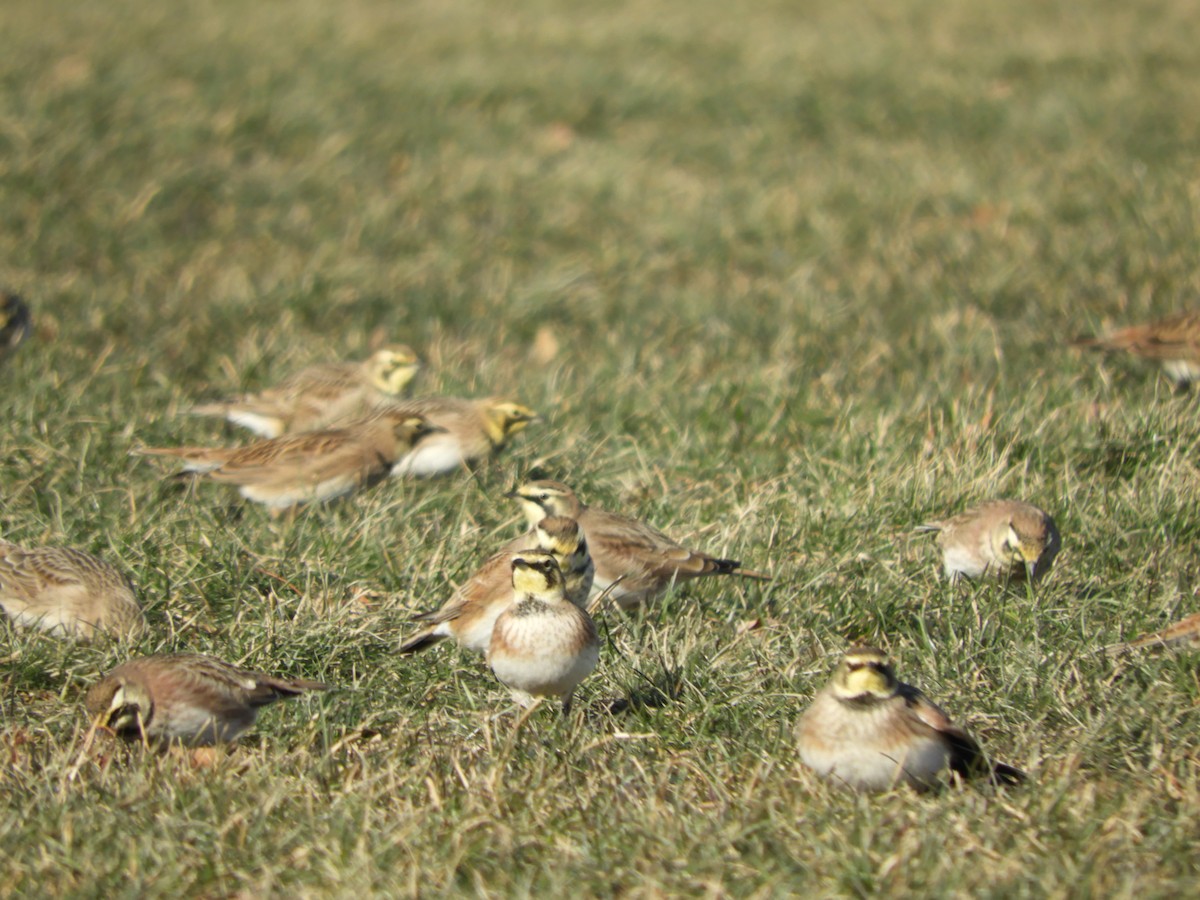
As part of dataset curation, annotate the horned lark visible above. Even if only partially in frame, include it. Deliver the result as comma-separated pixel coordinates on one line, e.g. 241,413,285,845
0,542,144,640
135,411,438,511
379,397,539,477
797,647,1025,791
1103,612,1200,653
399,516,593,655
0,290,31,363
191,345,421,437
917,499,1060,583
1072,310,1200,388
502,479,767,609
85,653,332,746
487,552,599,713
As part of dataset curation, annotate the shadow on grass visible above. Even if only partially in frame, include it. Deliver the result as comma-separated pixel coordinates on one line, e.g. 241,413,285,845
597,664,687,717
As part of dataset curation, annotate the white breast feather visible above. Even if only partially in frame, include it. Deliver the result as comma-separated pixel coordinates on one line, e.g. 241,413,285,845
943,544,987,579
456,607,507,654
490,614,597,698
225,411,285,438
391,437,465,478
239,473,359,508
591,574,643,609
801,696,950,790
161,703,250,745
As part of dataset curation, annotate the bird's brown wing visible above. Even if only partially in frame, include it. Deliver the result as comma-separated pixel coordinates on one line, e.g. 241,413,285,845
589,512,742,580
155,654,331,712
903,683,1025,785
133,445,237,468
1072,311,1200,359
412,551,516,624
1105,612,1200,653
204,429,375,485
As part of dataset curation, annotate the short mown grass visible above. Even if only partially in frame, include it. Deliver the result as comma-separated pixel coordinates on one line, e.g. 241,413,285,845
2,0,1200,895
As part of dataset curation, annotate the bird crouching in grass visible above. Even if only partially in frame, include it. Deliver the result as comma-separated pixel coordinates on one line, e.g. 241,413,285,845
917,500,1060,584
134,411,440,514
0,541,145,640
797,647,1026,792
85,654,333,747
191,345,422,437
378,397,539,478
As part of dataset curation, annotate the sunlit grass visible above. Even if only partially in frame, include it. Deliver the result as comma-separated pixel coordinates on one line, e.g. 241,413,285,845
2,0,1200,894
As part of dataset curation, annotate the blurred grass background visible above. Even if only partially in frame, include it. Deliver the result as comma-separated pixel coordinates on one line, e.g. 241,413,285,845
2,0,1200,895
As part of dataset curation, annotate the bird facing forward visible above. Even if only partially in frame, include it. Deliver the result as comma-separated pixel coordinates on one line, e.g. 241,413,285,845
85,653,332,746
0,541,144,640
135,411,439,512
917,499,1060,583
487,552,599,713
796,647,1025,791
191,345,422,437
399,516,593,656
502,479,766,609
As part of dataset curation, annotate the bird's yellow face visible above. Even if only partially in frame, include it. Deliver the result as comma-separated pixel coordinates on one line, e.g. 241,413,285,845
999,523,1047,577
511,551,565,597
87,678,152,738
483,402,539,446
369,346,421,394
831,648,898,701
507,481,576,525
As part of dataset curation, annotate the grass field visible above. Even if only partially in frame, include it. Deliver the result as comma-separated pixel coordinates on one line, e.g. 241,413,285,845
3,0,1200,895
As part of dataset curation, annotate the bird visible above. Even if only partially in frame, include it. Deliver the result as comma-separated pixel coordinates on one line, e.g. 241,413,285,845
0,290,32,364
134,410,439,512
501,479,767,609
190,345,422,437
1102,612,1200,654
917,499,1060,583
1071,310,1200,388
376,397,539,477
85,653,332,746
796,646,1026,791
399,516,593,655
0,541,145,640
487,552,599,713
